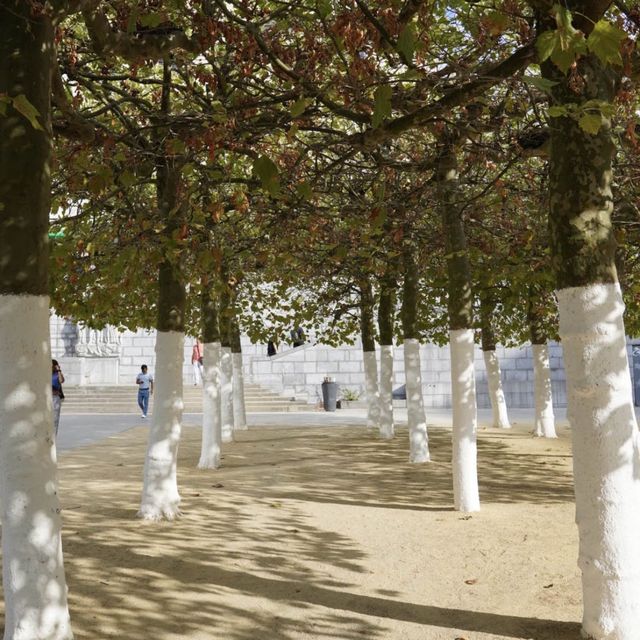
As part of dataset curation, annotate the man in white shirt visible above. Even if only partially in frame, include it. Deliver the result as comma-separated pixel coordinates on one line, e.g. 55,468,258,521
136,364,154,418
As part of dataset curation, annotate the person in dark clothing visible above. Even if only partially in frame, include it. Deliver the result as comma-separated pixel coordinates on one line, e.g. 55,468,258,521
291,327,305,347
51,359,65,436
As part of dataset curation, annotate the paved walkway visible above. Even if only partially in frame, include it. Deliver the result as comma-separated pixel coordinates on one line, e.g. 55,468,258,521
55,407,572,453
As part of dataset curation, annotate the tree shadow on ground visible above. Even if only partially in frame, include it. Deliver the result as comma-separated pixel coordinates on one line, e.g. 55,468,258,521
0,423,579,639
221,424,575,509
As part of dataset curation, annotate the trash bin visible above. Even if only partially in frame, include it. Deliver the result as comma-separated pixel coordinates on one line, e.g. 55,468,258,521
321,380,338,412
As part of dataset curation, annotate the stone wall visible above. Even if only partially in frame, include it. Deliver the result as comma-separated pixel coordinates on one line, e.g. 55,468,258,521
244,340,568,409
49,313,637,409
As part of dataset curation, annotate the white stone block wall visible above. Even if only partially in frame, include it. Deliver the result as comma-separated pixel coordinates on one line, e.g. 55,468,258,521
49,313,640,408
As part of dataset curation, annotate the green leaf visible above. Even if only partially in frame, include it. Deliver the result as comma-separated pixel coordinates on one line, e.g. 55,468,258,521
296,181,312,199
522,75,558,94
126,9,139,34
317,0,332,19
536,31,557,62
583,99,615,117
397,23,416,62
253,155,280,196
11,94,43,130
578,112,603,135
537,6,587,73
554,4,573,32
119,170,136,188
372,85,392,129
484,10,509,36
290,98,311,118
139,13,165,28
550,44,577,74
587,20,626,66
0,94,10,117
547,105,568,117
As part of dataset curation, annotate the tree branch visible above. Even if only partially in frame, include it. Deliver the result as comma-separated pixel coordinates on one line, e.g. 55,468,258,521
81,5,198,60
349,42,536,148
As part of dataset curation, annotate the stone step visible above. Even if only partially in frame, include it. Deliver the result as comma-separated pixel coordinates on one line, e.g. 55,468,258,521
60,384,313,413
62,392,287,400
62,404,313,413
61,398,309,407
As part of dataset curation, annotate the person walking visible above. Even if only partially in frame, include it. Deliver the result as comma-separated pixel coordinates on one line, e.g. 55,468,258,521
136,364,154,418
51,359,65,436
191,339,203,385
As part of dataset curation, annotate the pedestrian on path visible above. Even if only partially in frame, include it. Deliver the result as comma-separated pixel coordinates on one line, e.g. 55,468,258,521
191,339,203,385
136,364,154,418
52,359,65,436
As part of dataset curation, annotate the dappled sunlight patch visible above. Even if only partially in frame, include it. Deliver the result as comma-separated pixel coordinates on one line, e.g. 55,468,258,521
35,422,584,639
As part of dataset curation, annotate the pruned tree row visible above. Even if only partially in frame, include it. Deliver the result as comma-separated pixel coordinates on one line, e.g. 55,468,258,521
3,0,640,637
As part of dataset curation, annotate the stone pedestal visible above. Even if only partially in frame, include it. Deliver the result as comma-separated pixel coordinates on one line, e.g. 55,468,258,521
57,357,119,386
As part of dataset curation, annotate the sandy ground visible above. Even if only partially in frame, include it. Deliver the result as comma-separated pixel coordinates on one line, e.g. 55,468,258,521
4,419,582,640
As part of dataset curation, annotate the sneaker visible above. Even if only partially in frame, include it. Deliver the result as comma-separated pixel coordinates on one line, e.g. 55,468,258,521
141,414,146,418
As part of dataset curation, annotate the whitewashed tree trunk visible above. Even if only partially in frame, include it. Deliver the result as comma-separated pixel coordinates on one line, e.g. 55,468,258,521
532,343,557,438
232,351,248,431
220,346,234,443
482,349,511,429
0,296,73,639
198,341,222,469
404,339,430,462
558,283,640,639
450,329,480,512
139,331,184,520
379,345,395,439
363,350,381,429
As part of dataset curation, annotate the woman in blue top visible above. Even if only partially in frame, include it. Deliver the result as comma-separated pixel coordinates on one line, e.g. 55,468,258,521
52,359,65,436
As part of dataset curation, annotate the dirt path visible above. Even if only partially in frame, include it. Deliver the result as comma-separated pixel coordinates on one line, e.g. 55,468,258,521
4,421,582,639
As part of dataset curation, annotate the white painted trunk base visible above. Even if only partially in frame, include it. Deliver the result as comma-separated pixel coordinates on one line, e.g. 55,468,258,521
532,343,557,438
139,330,184,520
404,339,430,462
0,295,73,639
378,345,395,439
232,351,248,431
363,350,381,430
558,283,640,640
482,350,511,429
220,347,234,443
449,329,480,512
198,342,222,469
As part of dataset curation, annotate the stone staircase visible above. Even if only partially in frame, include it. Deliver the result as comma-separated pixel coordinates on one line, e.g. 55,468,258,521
60,383,313,414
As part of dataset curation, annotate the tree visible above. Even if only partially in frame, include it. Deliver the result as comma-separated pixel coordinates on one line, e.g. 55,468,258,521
540,2,640,636
0,2,73,637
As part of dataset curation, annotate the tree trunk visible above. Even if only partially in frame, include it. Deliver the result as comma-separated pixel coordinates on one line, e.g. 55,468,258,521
479,292,510,429
527,286,556,438
139,61,185,520
438,133,480,512
377,272,396,439
402,241,430,462
0,6,74,637
230,310,248,431
219,278,234,443
545,49,639,638
198,283,222,469
359,278,380,430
